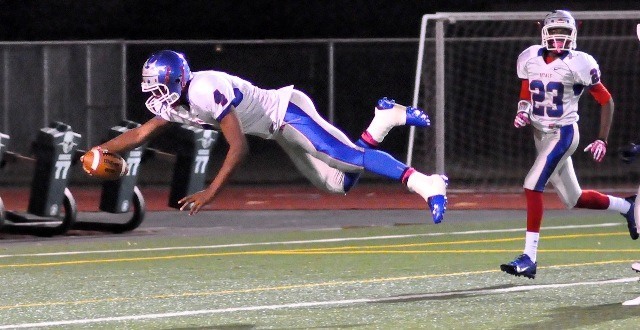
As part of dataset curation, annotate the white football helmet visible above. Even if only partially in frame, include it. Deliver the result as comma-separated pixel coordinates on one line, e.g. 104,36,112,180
541,10,577,52
141,50,193,115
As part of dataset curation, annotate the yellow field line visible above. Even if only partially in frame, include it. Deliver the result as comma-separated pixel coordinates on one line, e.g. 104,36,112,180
224,249,640,254
0,231,633,268
0,249,636,268
0,259,635,311
272,232,629,251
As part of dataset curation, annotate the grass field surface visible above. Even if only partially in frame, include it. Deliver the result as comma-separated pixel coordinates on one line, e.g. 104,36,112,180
1,212,640,329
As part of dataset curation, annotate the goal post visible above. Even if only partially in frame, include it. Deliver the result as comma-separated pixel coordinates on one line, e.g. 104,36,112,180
408,11,640,192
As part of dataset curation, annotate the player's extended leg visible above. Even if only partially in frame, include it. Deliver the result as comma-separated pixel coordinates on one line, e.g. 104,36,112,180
277,91,447,223
277,140,448,223
366,98,446,222
500,124,578,279
351,97,446,222
552,158,637,240
346,97,431,189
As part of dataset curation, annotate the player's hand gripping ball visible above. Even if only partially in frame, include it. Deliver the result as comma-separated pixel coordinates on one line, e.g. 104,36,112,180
81,147,128,180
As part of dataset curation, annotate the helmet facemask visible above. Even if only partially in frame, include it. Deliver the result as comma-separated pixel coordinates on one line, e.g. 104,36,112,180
141,79,180,115
541,10,577,53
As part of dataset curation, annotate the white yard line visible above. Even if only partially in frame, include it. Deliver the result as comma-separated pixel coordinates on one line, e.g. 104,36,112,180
1,276,637,329
0,223,621,258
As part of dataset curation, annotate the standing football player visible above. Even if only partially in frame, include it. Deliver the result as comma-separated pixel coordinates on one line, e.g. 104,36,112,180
88,50,448,222
500,10,637,279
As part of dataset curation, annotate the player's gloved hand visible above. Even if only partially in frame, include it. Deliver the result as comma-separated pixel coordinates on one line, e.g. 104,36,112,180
513,100,531,128
583,139,607,162
619,143,640,164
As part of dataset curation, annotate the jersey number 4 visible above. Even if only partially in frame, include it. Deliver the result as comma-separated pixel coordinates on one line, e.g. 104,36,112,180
530,80,563,118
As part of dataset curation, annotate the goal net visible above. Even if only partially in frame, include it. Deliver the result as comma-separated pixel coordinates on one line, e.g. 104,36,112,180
408,11,640,192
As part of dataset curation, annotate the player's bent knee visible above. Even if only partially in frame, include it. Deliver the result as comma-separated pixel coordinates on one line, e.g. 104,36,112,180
560,194,579,209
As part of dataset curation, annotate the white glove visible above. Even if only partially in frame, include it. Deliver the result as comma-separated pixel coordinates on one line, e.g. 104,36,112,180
514,100,531,128
584,139,607,162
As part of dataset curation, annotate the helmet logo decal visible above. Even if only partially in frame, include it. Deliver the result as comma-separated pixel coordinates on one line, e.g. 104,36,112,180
143,59,163,76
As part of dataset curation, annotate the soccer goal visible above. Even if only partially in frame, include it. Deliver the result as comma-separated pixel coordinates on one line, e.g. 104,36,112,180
408,11,640,192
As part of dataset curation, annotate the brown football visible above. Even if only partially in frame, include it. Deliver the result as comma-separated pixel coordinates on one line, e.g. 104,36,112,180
81,149,128,180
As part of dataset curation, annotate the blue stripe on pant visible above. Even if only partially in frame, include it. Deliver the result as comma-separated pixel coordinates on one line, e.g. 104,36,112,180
284,102,409,181
534,124,575,191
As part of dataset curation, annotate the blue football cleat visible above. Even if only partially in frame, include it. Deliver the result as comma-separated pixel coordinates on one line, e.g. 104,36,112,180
376,97,396,110
427,175,448,224
428,195,447,224
500,254,537,279
621,195,638,240
376,97,430,127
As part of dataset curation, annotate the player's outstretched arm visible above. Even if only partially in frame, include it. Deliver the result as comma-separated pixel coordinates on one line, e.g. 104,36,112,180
99,117,171,154
178,109,249,215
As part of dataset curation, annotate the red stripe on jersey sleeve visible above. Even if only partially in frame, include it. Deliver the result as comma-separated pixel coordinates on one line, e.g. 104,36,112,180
520,79,531,101
589,82,612,105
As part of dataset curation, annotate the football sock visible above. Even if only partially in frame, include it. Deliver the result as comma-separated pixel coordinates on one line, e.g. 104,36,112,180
366,103,407,143
406,172,447,199
575,190,610,209
607,196,631,213
525,188,543,232
524,231,540,262
401,167,415,185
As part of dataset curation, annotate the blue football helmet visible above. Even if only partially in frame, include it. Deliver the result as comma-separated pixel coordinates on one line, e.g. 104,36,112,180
541,10,577,52
141,50,193,114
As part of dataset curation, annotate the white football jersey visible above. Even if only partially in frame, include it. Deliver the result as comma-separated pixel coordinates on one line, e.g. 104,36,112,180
517,45,601,132
155,71,293,139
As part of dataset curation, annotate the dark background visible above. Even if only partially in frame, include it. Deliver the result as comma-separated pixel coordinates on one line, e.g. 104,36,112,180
1,0,639,187
1,0,638,41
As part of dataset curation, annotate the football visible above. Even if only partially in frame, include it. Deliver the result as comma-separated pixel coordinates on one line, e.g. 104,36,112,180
81,148,128,180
